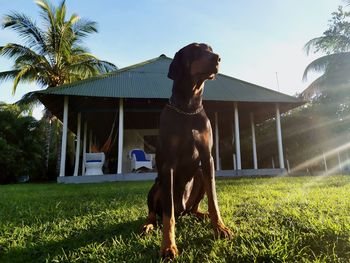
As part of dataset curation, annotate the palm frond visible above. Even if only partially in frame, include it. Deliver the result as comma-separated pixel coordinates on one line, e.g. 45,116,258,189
35,75,51,87
0,70,20,83
302,52,350,99
71,46,90,55
35,0,55,29
304,37,327,55
36,0,57,65
71,52,117,70
1,0,117,93
12,66,33,94
70,51,98,62
0,44,52,75
67,52,117,74
57,15,81,60
14,54,50,69
1,43,39,60
93,60,118,73
67,14,80,28
301,75,327,100
11,64,49,93
66,61,99,79
2,12,46,54
302,52,350,81
56,0,67,25
72,18,98,38
16,91,41,109
302,55,331,81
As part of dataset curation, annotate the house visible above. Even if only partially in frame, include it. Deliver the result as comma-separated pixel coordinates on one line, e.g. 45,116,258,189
35,55,304,183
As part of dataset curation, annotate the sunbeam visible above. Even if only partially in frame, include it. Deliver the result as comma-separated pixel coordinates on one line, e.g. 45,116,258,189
284,111,350,140
290,141,350,174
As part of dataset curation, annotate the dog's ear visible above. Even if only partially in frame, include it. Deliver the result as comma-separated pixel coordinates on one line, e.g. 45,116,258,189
168,51,183,80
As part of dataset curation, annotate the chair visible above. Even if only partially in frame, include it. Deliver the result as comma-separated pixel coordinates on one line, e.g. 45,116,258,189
129,149,153,172
85,152,105,175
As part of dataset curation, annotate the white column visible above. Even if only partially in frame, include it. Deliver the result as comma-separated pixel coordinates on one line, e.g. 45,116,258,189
250,113,258,169
117,98,124,174
233,154,237,170
214,112,220,171
59,96,69,177
275,103,285,169
73,112,81,176
234,102,242,169
82,121,87,175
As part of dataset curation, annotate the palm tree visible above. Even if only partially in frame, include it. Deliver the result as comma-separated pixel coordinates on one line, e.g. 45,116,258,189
0,0,117,176
302,6,350,99
0,0,117,95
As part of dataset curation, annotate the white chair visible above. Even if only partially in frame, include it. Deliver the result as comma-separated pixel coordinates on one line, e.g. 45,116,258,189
85,152,105,175
129,149,153,172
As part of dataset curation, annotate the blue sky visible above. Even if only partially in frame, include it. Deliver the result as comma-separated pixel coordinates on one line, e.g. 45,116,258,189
0,0,343,108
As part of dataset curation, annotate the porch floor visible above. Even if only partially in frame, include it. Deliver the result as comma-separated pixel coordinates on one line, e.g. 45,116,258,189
57,168,287,184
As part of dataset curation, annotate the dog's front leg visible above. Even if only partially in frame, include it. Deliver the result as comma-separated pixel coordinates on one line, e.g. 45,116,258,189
201,154,232,239
160,165,178,259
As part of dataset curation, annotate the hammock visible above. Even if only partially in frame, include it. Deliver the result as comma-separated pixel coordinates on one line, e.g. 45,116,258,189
92,111,119,156
100,111,119,156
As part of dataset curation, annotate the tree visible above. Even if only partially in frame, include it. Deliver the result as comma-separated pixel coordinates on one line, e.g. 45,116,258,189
0,103,46,184
0,0,117,178
302,6,350,99
268,4,350,173
0,0,117,95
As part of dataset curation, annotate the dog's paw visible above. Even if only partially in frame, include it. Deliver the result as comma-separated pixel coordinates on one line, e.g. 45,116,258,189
160,245,178,260
140,224,154,235
214,223,233,239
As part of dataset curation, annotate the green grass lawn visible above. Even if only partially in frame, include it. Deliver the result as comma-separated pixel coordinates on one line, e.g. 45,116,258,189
0,176,349,262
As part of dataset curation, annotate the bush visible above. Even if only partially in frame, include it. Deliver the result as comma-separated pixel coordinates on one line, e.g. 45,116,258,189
0,104,45,184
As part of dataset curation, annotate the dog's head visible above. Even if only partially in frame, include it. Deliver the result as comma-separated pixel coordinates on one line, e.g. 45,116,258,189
168,43,220,83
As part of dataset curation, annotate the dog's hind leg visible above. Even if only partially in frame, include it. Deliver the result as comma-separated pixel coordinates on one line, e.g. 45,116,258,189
190,204,209,220
142,212,157,234
141,182,161,234
187,168,208,220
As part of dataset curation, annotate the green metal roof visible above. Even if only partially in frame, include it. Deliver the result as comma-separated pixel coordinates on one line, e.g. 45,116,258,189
36,55,302,104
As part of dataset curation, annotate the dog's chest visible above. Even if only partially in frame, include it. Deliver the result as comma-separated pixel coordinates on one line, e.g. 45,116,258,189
192,128,203,140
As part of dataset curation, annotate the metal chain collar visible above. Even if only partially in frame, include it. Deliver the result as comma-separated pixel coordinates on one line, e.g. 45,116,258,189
166,100,204,116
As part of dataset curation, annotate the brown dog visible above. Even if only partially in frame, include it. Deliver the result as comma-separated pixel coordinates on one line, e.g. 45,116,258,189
141,43,232,259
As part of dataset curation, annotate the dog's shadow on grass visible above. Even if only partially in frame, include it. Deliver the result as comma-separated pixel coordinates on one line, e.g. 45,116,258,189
2,216,235,262
1,218,156,262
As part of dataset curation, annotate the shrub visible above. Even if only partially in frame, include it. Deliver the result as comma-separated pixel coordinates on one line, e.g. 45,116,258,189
0,104,45,184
